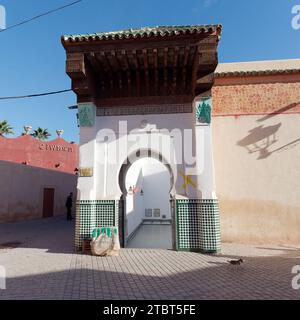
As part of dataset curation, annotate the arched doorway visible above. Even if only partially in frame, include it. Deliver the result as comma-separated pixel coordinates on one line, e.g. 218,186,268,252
118,149,175,249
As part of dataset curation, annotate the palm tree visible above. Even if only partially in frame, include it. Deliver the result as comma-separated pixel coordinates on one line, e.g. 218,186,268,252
0,120,14,137
31,127,51,140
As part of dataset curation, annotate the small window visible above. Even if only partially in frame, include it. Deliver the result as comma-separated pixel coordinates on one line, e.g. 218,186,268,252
145,208,152,217
153,209,161,218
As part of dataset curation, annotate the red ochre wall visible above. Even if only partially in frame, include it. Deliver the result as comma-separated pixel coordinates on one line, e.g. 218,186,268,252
212,73,300,245
0,135,78,174
0,136,79,223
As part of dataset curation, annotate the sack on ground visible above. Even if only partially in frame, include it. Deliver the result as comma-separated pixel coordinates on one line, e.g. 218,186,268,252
90,228,121,257
112,231,121,251
91,233,112,256
105,231,121,256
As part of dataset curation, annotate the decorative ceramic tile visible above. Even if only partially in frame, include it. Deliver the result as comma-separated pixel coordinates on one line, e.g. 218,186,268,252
96,104,192,116
196,97,212,124
75,199,221,253
78,103,96,127
176,199,221,253
75,200,118,250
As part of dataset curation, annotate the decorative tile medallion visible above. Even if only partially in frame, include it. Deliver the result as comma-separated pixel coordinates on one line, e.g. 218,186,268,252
78,103,96,127
196,97,212,124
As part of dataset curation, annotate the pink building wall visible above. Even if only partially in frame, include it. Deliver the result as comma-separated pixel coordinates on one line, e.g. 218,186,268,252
0,136,79,223
0,135,78,174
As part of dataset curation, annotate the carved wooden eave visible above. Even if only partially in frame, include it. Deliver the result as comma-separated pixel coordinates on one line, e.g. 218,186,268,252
61,25,222,107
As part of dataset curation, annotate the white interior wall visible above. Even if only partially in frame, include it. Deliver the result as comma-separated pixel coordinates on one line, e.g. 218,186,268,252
126,163,144,236
142,159,171,218
125,158,171,236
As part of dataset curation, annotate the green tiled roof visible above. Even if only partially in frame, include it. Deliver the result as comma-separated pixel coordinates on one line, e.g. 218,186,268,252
215,69,300,77
62,25,222,43
215,60,300,77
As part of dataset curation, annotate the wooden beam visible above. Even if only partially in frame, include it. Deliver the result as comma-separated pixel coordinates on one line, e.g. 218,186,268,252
121,50,132,96
153,48,158,95
96,52,110,72
109,51,123,96
86,52,102,73
98,51,114,97
66,53,86,79
143,49,150,96
172,47,179,94
192,46,201,95
86,53,107,96
121,50,130,70
131,50,140,96
127,49,139,96
163,48,168,95
129,50,139,69
195,72,215,96
112,50,123,70
72,78,89,95
198,50,218,65
196,72,215,84
182,46,190,93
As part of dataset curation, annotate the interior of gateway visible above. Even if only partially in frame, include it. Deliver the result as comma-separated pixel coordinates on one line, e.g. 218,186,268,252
124,157,172,249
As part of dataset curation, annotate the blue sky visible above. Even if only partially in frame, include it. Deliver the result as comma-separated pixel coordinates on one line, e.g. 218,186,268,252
0,0,299,142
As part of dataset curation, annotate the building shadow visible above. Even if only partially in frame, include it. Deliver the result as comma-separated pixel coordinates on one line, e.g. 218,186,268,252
237,124,282,159
257,102,300,123
0,215,75,254
0,245,299,300
237,101,300,160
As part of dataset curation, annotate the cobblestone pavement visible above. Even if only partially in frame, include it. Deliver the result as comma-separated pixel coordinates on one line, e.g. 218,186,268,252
0,216,299,300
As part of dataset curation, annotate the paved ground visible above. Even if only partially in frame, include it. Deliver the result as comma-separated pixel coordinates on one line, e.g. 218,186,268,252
127,224,172,249
0,216,299,300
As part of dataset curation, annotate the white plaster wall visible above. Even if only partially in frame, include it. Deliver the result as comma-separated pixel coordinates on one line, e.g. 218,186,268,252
142,159,171,218
0,160,77,223
195,125,217,199
78,102,217,201
125,158,171,236
95,113,191,199
212,114,300,244
125,163,144,236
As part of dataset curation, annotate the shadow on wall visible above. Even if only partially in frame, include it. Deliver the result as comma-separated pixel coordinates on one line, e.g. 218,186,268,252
237,102,300,160
237,123,282,159
257,102,300,123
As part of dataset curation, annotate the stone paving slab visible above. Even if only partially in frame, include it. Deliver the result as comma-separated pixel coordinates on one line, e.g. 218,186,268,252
0,216,299,300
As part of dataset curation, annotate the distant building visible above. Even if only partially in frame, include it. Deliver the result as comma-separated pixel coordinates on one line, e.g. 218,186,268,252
0,134,79,223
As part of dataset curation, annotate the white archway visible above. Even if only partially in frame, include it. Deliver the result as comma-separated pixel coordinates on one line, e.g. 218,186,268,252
119,151,175,249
